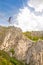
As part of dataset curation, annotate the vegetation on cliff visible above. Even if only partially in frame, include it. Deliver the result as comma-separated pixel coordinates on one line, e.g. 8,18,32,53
0,50,26,65
23,31,43,41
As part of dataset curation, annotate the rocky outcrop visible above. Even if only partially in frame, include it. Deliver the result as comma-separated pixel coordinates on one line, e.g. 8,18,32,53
0,26,43,65
0,26,22,51
26,40,43,65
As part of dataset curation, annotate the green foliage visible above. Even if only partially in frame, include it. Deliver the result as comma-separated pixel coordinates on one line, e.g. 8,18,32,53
0,50,26,65
0,50,13,65
31,36,39,41
23,31,43,41
10,48,15,55
40,36,43,40
0,50,10,60
0,57,13,65
10,57,25,65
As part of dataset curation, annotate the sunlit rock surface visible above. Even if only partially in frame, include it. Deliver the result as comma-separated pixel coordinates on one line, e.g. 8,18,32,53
0,26,43,65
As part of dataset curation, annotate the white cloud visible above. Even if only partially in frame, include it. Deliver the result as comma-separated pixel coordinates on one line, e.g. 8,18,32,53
16,0,43,31
28,0,43,12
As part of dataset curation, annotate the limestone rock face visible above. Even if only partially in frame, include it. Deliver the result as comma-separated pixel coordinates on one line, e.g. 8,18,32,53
14,38,32,60
0,26,22,51
0,26,43,65
26,40,43,65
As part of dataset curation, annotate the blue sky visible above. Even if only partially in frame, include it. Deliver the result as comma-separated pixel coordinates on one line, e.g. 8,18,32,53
0,0,23,13
0,0,27,15
0,0,27,25
0,0,43,31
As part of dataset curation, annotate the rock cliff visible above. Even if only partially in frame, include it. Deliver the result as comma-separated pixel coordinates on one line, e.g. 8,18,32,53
0,26,43,65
